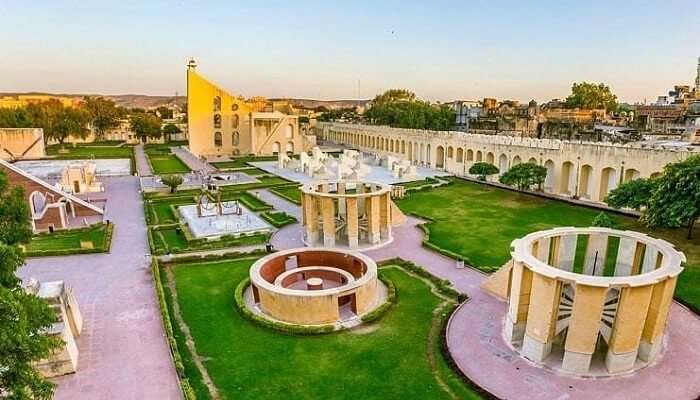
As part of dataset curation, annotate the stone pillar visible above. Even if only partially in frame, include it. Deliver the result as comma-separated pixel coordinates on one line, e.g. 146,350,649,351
522,273,561,363
549,236,561,266
533,238,550,263
505,262,533,345
557,235,577,272
337,182,347,216
304,194,319,245
631,242,646,275
562,285,608,374
641,246,659,273
639,277,676,361
379,193,391,240
346,197,359,249
614,237,637,276
605,285,653,373
321,197,336,247
584,234,608,276
357,184,366,215
368,195,381,244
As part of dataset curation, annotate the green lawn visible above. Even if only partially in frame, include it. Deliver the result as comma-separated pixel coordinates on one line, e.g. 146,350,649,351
46,143,134,159
211,155,277,170
25,224,112,256
397,178,700,309
150,228,268,255
146,147,191,174
260,211,297,227
168,259,480,400
270,185,301,204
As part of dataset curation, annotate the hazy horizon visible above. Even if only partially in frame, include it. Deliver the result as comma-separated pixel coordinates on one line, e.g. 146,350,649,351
2,0,699,104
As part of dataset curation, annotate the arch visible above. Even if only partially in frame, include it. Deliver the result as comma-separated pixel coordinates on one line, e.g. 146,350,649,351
599,167,618,201
578,164,593,199
486,152,495,165
213,96,221,112
466,149,474,161
544,160,556,192
214,131,223,147
624,168,640,183
512,155,522,165
475,150,483,162
498,154,508,173
30,191,46,215
528,157,538,164
232,131,240,146
436,146,445,169
559,161,575,195
447,146,454,159
285,124,294,139
232,114,239,129
286,141,294,153
650,172,662,179
272,141,281,154
213,114,222,129
456,148,464,163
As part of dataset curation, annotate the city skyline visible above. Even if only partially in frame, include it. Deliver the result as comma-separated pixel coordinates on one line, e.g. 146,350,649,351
1,0,699,103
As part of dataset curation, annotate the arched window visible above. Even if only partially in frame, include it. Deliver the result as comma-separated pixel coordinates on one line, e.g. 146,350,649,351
213,96,221,112
214,132,222,147
232,114,239,129
231,103,239,112
285,124,294,139
286,141,294,153
214,114,222,129
232,131,240,146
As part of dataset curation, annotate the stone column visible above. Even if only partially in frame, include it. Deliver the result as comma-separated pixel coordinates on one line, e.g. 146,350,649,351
557,235,577,272
584,234,608,276
505,262,533,345
337,182,347,216
562,285,608,374
533,238,550,263
304,193,319,245
368,195,381,244
379,193,391,240
605,285,653,373
346,197,359,249
549,236,561,266
321,197,336,247
639,277,676,361
522,273,561,363
614,237,637,276
631,242,646,275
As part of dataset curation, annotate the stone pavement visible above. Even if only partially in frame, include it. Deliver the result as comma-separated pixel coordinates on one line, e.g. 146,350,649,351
19,177,181,400
134,144,153,177
171,146,215,173
264,190,700,400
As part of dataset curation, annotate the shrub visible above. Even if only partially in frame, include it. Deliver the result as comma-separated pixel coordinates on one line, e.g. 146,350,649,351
468,162,499,181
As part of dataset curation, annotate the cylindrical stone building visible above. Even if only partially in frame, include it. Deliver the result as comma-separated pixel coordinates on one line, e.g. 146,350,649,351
503,227,684,375
301,180,403,249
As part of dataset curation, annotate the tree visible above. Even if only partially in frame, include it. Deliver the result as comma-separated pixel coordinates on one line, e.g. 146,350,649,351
370,89,416,106
605,178,658,211
83,97,122,139
161,174,184,193
499,163,547,191
0,101,89,144
130,113,163,142
161,123,182,142
469,162,499,181
644,156,700,239
155,106,173,119
52,107,90,144
564,82,618,112
364,89,455,131
592,212,616,228
0,171,60,399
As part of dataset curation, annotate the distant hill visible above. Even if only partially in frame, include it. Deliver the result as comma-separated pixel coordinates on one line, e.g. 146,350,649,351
1,92,368,110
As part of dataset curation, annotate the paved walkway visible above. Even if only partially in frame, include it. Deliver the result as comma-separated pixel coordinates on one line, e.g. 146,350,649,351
134,144,153,177
171,147,215,174
263,190,700,400
19,177,181,400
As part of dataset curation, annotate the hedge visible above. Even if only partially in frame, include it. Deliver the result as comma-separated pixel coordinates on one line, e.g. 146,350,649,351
260,211,297,228
378,258,466,302
360,275,396,323
269,185,302,205
24,223,115,257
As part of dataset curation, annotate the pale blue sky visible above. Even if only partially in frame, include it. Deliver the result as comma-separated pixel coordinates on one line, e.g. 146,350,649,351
1,1,698,103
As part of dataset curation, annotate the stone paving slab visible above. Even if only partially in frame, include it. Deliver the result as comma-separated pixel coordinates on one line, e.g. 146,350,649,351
134,144,153,177
18,177,181,400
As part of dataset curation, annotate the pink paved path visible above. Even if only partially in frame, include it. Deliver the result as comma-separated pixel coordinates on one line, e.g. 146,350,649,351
266,191,700,400
19,177,181,400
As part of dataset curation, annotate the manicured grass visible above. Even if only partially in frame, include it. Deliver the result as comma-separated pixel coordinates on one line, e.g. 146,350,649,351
396,178,700,309
25,223,112,256
169,259,480,400
260,211,297,227
211,155,277,170
150,227,269,255
46,143,134,159
269,185,301,204
145,192,272,226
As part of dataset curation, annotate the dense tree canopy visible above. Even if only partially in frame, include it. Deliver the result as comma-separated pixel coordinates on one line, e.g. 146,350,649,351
499,163,547,191
468,162,499,181
564,82,618,112
83,97,124,138
130,112,163,142
0,171,60,399
605,178,658,211
162,123,182,141
364,89,455,131
0,100,90,144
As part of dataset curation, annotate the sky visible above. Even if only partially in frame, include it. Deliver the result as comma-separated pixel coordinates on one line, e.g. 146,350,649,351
1,0,699,103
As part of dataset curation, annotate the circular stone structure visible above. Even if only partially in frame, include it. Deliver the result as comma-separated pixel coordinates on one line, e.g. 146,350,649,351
249,247,382,325
301,180,400,250
503,227,685,376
